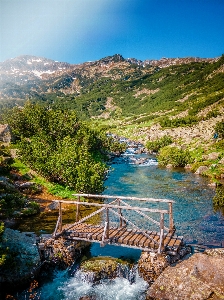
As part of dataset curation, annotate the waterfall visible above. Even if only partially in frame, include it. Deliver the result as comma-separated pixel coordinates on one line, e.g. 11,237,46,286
58,265,148,300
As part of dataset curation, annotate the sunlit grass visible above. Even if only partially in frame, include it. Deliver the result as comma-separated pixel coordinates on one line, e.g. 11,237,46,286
11,159,76,198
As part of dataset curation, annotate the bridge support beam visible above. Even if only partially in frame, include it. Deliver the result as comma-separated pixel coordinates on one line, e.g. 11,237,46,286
158,213,164,254
76,196,80,222
118,199,123,227
106,207,109,239
169,202,174,232
59,201,62,232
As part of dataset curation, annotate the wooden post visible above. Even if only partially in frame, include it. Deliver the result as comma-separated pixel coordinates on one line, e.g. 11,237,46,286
169,202,174,232
59,201,62,232
158,213,164,254
118,199,123,227
106,207,109,239
76,196,80,222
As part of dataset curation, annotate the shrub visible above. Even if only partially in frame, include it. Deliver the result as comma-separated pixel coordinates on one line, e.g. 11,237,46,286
146,135,173,152
0,223,6,266
214,121,224,139
3,102,122,193
157,146,192,167
213,186,224,213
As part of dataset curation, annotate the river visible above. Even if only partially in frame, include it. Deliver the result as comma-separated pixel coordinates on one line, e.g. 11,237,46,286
14,144,224,299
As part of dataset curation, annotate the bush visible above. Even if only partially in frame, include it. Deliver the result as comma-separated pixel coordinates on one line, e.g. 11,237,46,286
157,146,192,167
146,135,173,152
215,121,224,139
213,186,224,213
3,102,122,193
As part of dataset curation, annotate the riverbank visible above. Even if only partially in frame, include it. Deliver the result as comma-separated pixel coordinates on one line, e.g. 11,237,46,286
1,139,224,299
109,118,224,186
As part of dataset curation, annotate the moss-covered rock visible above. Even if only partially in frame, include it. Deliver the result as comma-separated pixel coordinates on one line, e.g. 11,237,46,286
80,256,133,283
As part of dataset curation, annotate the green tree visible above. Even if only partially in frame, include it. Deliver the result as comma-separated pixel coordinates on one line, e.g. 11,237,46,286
3,102,121,193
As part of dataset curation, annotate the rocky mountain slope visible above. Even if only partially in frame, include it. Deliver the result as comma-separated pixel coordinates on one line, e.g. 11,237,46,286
0,54,217,102
0,53,223,141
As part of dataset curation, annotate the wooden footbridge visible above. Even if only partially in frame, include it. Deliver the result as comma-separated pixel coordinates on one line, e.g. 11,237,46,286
53,194,183,254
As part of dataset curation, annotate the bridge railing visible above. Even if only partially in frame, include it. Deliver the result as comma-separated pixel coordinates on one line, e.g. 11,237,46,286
53,194,175,253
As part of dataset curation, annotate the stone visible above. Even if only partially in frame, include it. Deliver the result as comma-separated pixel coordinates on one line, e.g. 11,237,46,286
0,124,14,143
0,229,41,288
207,152,220,160
147,251,224,300
195,166,209,175
166,164,173,169
218,157,224,164
79,257,133,283
47,201,59,210
138,252,169,284
184,164,192,169
15,181,42,194
208,182,217,187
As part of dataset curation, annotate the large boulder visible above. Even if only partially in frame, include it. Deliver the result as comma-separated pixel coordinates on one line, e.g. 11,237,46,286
195,166,209,175
0,229,41,288
147,249,224,300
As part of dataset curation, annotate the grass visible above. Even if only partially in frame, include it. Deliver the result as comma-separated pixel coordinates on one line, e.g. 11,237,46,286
11,159,77,198
11,159,30,175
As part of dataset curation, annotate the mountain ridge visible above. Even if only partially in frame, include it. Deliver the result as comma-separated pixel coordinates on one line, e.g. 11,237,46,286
0,53,219,101
0,54,223,130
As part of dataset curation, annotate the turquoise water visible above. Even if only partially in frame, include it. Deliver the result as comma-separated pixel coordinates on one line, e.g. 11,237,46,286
14,148,224,299
104,151,223,246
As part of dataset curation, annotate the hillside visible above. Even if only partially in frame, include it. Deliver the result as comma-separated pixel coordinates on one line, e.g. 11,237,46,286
1,54,222,122
0,53,224,157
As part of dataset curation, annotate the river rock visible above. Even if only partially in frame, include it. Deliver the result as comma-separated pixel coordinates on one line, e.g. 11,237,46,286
138,252,169,284
147,250,224,300
0,229,41,288
166,164,173,169
184,164,192,169
47,201,59,210
42,236,89,268
195,166,209,175
79,257,133,283
15,181,42,194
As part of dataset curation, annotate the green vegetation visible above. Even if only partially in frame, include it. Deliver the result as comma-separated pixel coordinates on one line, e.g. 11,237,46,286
157,146,192,167
0,223,6,266
213,186,224,213
146,135,173,152
215,121,224,139
2,101,124,193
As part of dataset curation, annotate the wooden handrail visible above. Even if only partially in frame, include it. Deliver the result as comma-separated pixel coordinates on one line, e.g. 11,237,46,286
158,213,165,254
53,200,169,214
119,199,169,232
52,194,176,253
72,193,174,203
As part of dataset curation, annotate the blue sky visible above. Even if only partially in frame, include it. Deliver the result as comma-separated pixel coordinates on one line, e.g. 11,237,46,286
0,0,224,63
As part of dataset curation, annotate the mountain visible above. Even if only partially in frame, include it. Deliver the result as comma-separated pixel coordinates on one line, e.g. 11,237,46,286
0,53,223,122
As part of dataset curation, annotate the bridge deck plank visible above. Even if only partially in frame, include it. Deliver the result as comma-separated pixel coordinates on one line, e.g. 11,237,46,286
114,227,128,244
122,230,137,245
61,224,182,253
127,231,140,246
117,229,132,244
